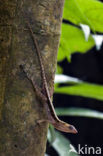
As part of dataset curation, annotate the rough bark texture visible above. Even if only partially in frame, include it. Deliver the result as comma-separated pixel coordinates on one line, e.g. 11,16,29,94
0,0,64,155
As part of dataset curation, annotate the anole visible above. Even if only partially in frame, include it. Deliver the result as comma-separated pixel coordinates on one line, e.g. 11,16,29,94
22,22,77,134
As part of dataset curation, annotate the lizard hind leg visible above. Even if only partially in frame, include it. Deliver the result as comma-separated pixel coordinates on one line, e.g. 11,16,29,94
30,77,47,102
20,65,47,102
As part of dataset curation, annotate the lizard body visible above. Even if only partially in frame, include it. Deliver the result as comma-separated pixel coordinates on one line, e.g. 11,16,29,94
25,22,77,134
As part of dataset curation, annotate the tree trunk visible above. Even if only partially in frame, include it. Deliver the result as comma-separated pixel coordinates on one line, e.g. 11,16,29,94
0,0,64,155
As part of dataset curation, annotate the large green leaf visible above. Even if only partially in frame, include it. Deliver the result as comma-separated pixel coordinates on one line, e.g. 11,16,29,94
63,0,103,32
48,131,79,156
55,82,103,101
58,24,94,62
56,107,103,120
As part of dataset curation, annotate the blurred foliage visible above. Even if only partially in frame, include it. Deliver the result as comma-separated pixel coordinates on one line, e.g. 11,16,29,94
55,82,103,101
48,131,78,156
56,65,63,74
56,108,103,120
48,0,103,155
63,0,103,32
58,0,103,62
58,24,94,61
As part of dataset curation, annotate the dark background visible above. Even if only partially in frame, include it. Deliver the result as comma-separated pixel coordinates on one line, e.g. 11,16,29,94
47,44,103,155
47,1,103,153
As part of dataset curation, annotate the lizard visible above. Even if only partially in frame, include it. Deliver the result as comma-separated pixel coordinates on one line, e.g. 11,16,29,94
21,22,78,134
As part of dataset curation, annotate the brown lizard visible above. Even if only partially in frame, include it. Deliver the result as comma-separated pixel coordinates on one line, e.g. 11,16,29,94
21,22,78,134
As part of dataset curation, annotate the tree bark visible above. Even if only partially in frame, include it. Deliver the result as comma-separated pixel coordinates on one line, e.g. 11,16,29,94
0,0,64,155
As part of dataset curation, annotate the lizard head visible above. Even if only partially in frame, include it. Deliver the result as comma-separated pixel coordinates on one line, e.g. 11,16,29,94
53,121,78,134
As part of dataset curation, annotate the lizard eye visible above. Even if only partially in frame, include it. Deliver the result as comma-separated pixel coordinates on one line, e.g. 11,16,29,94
69,125,74,130
69,125,78,133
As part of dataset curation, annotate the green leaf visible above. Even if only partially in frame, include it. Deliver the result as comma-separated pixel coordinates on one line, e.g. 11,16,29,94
48,125,56,145
56,107,103,120
63,0,103,32
55,82,103,101
56,65,63,74
57,43,66,61
58,24,94,62
48,131,79,156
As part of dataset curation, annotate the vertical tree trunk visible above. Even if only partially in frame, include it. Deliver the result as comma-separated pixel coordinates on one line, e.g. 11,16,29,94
0,0,64,155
